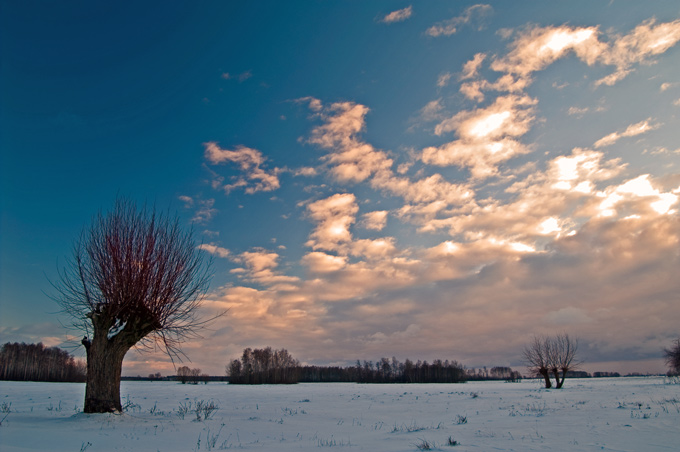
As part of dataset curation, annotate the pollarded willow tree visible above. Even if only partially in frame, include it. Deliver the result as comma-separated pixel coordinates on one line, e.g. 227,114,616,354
52,198,214,413
664,338,680,376
523,333,580,389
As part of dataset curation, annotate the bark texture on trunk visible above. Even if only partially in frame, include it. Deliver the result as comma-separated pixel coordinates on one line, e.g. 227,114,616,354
82,313,151,413
540,368,552,388
554,369,565,389
83,334,129,413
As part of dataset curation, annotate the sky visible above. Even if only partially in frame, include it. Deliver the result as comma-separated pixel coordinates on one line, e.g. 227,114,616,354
1,1,680,377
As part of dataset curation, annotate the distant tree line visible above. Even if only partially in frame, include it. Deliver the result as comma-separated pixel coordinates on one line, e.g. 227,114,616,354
348,357,467,383
176,366,210,384
227,348,467,384
466,366,522,382
228,347,300,384
0,342,86,382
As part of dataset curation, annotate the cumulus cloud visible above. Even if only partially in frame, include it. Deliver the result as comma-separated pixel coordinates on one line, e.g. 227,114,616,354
198,243,230,258
593,119,661,148
660,82,678,92
437,72,453,87
177,16,680,374
308,102,393,183
381,6,412,24
302,251,348,273
491,19,680,88
204,142,281,194
460,53,486,80
567,106,590,116
418,99,445,122
305,99,473,208
231,248,300,286
179,196,217,223
491,25,602,76
305,193,359,252
362,210,388,230
426,4,493,37
422,95,536,178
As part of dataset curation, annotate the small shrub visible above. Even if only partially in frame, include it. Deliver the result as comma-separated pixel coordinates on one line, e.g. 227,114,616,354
456,414,467,424
447,436,459,446
176,401,191,420
195,399,219,421
176,399,219,421
415,438,433,450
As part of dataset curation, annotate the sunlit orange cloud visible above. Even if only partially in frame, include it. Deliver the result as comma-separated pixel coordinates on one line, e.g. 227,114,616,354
381,5,412,24
151,17,680,377
594,119,661,148
305,193,359,252
306,99,476,210
460,53,486,80
426,4,493,37
232,249,301,285
492,26,602,76
162,204,680,374
409,148,627,241
203,142,281,194
490,19,680,88
361,210,388,231
422,95,536,179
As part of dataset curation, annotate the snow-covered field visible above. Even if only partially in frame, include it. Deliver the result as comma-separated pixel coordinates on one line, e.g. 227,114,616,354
1,377,678,451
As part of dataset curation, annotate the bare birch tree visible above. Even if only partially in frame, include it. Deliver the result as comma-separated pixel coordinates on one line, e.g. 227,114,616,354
52,198,214,413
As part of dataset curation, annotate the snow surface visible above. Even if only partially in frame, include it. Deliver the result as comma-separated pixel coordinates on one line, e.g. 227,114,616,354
0,377,678,451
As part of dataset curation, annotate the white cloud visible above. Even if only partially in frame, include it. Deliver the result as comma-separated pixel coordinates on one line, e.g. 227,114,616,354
567,106,590,116
594,119,661,148
426,4,493,37
422,95,536,178
460,53,486,80
302,251,347,273
418,99,445,122
308,102,393,183
381,6,412,24
305,99,474,207
305,193,359,252
189,16,680,371
198,244,230,259
362,210,388,231
180,196,217,223
437,72,453,87
232,248,300,286
204,142,281,194
490,19,680,89
660,82,678,92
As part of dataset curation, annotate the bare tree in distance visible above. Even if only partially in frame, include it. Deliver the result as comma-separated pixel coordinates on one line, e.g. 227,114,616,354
664,338,680,376
52,198,215,413
524,334,580,389
523,335,552,388
550,333,580,388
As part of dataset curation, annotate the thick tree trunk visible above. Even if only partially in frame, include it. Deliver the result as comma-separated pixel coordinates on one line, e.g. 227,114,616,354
82,334,130,413
540,368,552,388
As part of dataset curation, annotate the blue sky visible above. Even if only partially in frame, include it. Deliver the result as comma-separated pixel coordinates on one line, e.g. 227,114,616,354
2,1,680,376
